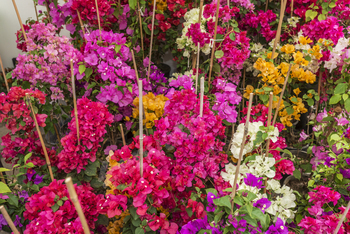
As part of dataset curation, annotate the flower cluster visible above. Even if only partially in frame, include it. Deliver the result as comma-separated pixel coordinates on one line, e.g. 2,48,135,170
132,92,168,129
23,179,104,233
0,87,57,166
12,23,82,101
57,97,113,173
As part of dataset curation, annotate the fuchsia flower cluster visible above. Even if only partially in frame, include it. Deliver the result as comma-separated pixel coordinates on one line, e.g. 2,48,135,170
12,23,82,101
241,103,294,180
154,89,228,191
23,179,104,234
299,186,347,234
57,97,113,173
0,87,57,166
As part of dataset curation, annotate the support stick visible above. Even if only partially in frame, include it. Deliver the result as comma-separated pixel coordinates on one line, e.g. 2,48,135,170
272,64,292,126
334,200,350,234
94,0,102,40
137,1,145,60
12,0,28,42
271,0,287,60
0,56,9,92
0,206,20,234
131,50,140,83
33,0,39,22
0,172,5,184
231,93,254,210
138,80,144,177
70,60,80,145
120,124,126,146
207,0,220,89
200,77,204,117
195,43,200,95
265,0,269,11
242,68,246,111
146,0,157,82
26,94,54,181
77,10,87,44
198,0,204,24
263,92,273,193
45,0,51,23
191,0,204,70
65,178,91,234
291,0,294,17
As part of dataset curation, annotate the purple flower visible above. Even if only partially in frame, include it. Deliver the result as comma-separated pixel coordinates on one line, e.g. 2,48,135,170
0,214,7,229
229,215,247,232
299,130,309,142
33,175,43,185
316,108,328,122
335,117,349,126
266,218,288,234
253,198,271,213
19,190,29,200
104,145,118,155
244,173,263,189
0,194,9,199
26,170,36,181
84,53,98,66
341,169,350,179
206,192,217,212
346,158,350,165
13,215,22,228
324,157,336,167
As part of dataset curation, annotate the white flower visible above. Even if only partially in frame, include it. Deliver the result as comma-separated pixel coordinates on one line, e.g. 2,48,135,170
251,43,264,52
220,163,250,186
249,156,276,178
287,17,300,28
183,50,190,58
267,179,281,191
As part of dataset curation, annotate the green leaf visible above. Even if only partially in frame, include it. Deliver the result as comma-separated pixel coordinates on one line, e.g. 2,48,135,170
0,168,10,172
343,94,349,101
293,169,301,180
337,173,343,181
213,63,220,73
259,94,269,103
308,179,315,187
62,196,68,201
51,203,60,212
7,193,18,207
186,207,193,217
206,188,218,196
130,207,139,220
135,227,144,234
216,34,224,40
306,98,314,106
215,50,224,59
286,107,294,115
345,98,350,112
233,196,244,206
246,191,257,202
318,14,326,21
87,82,96,89
329,94,341,104
85,68,93,79
79,65,86,75
115,44,122,54
296,214,303,224
291,97,298,103
213,195,231,210
329,2,336,8
85,160,100,176
57,200,63,206
223,119,231,126
334,83,348,94
0,182,11,194
214,212,224,224
128,0,137,9
24,152,32,164
229,33,236,41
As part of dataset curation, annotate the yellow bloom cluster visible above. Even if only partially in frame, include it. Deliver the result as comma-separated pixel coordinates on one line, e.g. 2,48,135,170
150,0,167,11
132,93,168,129
107,210,130,234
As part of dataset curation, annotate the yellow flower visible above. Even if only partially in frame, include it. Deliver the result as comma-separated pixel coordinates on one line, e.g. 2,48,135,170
124,116,130,121
307,93,313,98
299,36,312,45
293,88,301,96
277,62,290,76
273,96,285,110
308,45,323,60
150,0,167,11
281,44,295,54
244,85,254,99
302,70,316,84
273,85,282,95
293,51,304,65
267,52,279,59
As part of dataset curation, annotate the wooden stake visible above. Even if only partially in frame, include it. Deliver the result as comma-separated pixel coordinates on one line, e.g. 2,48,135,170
272,64,292,126
12,0,28,42
137,1,145,60
33,0,39,22
291,0,294,17
231,93,254,210
77,10,87,44
0,206,20,234
146,0,157,82
334,200,350,234
208,0,220,89
131,50,140,83
265,0,269,11
199,77,204,117
0,56,9,92
120,124,126,146
45,0,51,23
242,68,246,111
26,94,54,181
138,80,144,177
271,0,287,60
65,178,91,234
195,43,200,95
192,0,204,71
265,92,274,158
70,60,80,145
94,0,102,40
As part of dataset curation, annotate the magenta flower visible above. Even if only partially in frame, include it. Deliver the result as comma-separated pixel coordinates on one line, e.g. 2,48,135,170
253,198,271,213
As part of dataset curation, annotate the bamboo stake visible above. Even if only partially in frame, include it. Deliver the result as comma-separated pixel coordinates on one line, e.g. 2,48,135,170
138,80,144,177
131,50,140,83
12,0,28,42
94,0,102,40
0,206,20,234
26,94,54,181
199,77,204,117
65,178,91,234
137,1,145,60
195,43,200,95
0,173,5,184
272,64,292,126
146,0,157,82
198,0,204,23
207,0,220,89
271,0,287,60
45,0,51,23
263,92,273,193
33,0,39,22
265,0,269,11
0,56,9,92
334,200,350,234
231,93,254,210
191,0,204,70
120,124,126,146
76,10,87,44
70,60,80,145
242,68,246,111
291,0,294,17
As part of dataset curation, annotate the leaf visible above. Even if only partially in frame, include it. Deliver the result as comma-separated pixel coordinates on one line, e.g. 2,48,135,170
318,14,326,21
345,98,350,112
308,179,315,187
215,50,224,59
293,169,301,180
0,168,10,172
206,188,218,196
216,34,224,40
337,173,343,181
214,212,224,224
57,200,63,206
87,82,96,89
135,227,144,234
51,203,60,212
229,33,236,41
296,214,303,224
334,83,348,94
128,0,137,9
233,196,244,206
213,63,220,73
329,2,336,8
306,98,314,106
130,207,139,220
259,94,269,103
329,94,341,104
246,191,257,202
85,68,93,79
85,160,100,176
24,152,32,164
79,65,86,75
343,94,349,101
115,45,122,54
0,182,11,194
213,195,231,210
286,107,294,115
7,193,18,207
291,97,298,103
186,207,193,217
